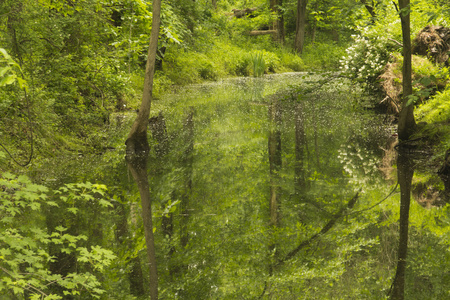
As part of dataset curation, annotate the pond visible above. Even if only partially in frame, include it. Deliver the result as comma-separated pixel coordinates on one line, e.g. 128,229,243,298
22,73,450,299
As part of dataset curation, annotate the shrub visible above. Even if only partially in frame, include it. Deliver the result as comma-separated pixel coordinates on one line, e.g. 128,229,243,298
340,33,393,84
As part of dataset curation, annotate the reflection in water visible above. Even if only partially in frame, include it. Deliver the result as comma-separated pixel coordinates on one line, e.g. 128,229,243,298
31,73,450,299
389,149,415,300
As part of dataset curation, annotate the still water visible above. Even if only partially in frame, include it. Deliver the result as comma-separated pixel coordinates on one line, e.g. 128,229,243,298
32,73,450,299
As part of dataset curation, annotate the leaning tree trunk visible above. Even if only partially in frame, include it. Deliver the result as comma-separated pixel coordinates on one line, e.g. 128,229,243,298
295,0,308,54
397,0,416,141
125,0,162,298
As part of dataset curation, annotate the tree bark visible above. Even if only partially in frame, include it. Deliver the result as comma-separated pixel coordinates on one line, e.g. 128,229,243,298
277,0,285,44
397,0,416,141
389,151,414,300
125,0,162,298
270,0,284,43
295,0,308,54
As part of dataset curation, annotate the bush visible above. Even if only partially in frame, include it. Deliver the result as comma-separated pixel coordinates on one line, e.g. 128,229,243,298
340,32,393,83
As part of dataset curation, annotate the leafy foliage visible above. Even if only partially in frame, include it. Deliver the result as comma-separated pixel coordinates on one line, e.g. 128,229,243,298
0,173,114,299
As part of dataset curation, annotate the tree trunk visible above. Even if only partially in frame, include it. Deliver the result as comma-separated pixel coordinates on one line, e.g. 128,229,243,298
268,101,282,226
270,0,284,43
180,108,195,248
397,0,416,141
360,0,376,22
390,151,414,299
114,201,145,296
125,0,162,297
295,101,306,191
295,0,308,54
277,0,285,44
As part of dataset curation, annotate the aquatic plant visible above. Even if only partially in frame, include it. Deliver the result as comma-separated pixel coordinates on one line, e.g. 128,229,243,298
251,51,266,77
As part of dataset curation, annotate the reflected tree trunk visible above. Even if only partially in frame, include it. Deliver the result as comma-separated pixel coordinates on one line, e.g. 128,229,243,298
114,200,145,296
124,0,161,297
295,101,306,191
180,107,195,248
266,100,282,297
311,100,320,169
390,150,415,300
149,113,173,258
45,205,77,299
268,101,282,226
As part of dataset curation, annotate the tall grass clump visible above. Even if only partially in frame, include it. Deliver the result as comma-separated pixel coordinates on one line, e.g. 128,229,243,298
251,51,266,77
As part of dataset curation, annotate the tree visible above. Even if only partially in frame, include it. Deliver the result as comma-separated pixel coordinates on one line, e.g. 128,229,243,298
397,0,416,140
125,0,162,298
295,0,308,53
270,0,285,43
389,151,414,300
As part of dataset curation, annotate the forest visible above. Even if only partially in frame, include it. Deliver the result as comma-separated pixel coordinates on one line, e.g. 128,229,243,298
1,0,450,299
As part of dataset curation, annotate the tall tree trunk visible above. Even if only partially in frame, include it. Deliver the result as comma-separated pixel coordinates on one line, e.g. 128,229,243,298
277,0,285,44
270,0,284,43
390,151,414,299
397,0,416,141
125,0,162,298
295,0,308,54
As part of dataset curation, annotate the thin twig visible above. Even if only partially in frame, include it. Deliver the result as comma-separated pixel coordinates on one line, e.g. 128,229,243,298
388,38,403,47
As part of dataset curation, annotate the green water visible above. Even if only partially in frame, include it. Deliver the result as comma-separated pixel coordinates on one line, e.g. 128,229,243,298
26,73,450,299
144,73,394,299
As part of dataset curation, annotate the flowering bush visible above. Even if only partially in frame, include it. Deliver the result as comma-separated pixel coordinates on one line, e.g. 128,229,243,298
340,31,395,84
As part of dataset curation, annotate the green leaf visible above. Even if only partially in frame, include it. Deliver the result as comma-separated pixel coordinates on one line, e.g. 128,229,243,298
0,74,16,86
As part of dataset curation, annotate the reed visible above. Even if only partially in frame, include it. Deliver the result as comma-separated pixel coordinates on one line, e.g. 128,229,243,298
251,51,266,77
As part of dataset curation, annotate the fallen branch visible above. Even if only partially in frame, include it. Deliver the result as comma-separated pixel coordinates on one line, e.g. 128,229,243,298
249,30,277,36
276,191,360,266
388,38,403,47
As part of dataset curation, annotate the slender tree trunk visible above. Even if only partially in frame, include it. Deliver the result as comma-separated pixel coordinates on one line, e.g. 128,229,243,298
277,0,285,44
295,0,308,54
125,0,162,298
390,151,414,299
311,4,317,46
397,0,416,141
